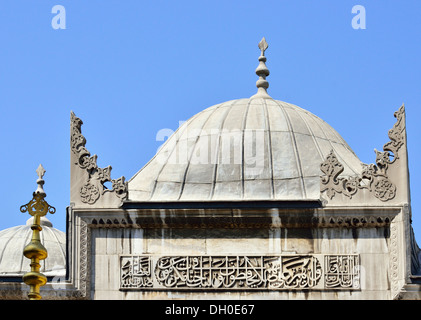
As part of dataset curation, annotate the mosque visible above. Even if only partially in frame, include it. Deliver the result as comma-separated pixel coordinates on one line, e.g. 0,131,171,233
1,38,421,300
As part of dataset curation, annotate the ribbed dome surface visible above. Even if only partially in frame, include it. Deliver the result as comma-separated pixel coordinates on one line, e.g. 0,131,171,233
0,217,66,276
128,97,362,201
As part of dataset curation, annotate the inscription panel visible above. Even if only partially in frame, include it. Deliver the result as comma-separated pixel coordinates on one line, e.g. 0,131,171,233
120,254,360,290
325,255,360,289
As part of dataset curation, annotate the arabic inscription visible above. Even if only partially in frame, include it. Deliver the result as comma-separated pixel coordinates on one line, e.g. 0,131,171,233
120,254,360,290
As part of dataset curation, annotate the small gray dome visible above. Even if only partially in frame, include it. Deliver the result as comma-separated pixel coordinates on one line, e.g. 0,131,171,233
128,97,362,202
0,217,66,277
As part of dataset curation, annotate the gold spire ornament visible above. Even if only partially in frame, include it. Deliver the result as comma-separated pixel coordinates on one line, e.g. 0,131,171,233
20,164,56,300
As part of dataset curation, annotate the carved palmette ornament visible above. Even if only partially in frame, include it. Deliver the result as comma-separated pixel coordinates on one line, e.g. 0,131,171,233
111,177,128,199
320,105,405,202
71,112,128,204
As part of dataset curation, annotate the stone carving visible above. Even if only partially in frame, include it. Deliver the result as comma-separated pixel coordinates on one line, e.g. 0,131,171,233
320,150,356,199
325,255,360,289
384,105,406,160
120,254,360,290
78,219,90,298
320,105,405,202
320,151,396,201
70,112,128,204
390,222,400,297
79,182,100,204
155,255,322,289
121,256,153,289
111,176,128,199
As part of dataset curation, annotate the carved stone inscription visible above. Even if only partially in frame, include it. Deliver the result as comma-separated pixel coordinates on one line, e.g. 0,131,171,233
325,255,360,289
121,256,153,288
155,255,322,289
120,255,360,290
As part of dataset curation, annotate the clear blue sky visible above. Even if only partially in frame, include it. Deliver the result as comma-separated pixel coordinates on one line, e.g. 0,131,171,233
1,1,421,243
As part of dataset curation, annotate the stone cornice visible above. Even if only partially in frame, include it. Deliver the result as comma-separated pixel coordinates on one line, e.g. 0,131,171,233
71,206,400,229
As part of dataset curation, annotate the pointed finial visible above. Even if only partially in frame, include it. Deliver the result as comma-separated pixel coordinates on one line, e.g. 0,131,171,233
258,37,269,56
251,37,271,99
20,163,55,300
35,164,46,195
36,164,46,180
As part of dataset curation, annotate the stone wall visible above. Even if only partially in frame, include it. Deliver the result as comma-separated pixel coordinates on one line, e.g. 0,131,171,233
90,226,391,299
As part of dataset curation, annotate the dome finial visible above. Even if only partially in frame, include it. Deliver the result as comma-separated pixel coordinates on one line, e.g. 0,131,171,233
35,164,46,195
251,37,272,99
258,37,269,56
20,164,56,300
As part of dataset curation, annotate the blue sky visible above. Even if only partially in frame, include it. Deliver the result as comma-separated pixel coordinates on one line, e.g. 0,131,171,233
1,1,421,243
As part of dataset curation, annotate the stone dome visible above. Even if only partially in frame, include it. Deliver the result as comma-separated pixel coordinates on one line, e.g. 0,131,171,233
0,217,66,277
128,38,363,202
128,97,363,202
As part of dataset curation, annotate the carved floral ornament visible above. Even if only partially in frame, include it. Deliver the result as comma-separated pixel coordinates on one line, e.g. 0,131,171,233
70,112,128,204
320,104,405,202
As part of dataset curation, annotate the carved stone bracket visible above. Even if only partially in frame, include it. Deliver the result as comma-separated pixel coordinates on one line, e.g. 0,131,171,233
71,112,128,204
320,105,405,202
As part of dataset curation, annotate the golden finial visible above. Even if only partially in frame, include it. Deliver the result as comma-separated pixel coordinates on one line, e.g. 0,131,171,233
20,164,56,300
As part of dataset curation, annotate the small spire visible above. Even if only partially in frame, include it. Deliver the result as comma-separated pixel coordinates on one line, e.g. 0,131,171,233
251,37,272,99
35,164,46,195
20,164,55,300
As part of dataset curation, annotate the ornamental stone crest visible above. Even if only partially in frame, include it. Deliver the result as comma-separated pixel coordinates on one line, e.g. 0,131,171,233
320,104,405,202
71,111,128,204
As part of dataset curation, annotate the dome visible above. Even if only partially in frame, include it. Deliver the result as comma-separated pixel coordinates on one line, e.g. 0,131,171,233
128,97,362,202
128,38,363,202
0,217,66,277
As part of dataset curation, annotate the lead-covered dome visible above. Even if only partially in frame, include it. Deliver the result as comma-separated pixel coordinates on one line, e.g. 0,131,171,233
128,97,362,201
128,38,363,202
0,217,66,277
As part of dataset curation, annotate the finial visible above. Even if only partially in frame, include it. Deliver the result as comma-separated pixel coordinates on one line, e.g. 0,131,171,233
251,37,272,99
20,164,56,300
35,164,46,195
36,164,46,179
258,37,269,56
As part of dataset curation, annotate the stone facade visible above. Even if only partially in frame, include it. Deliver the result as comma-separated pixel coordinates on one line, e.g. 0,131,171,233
1,103,419,300
55,101,419,300
1,40,420,300
58,203,413,300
